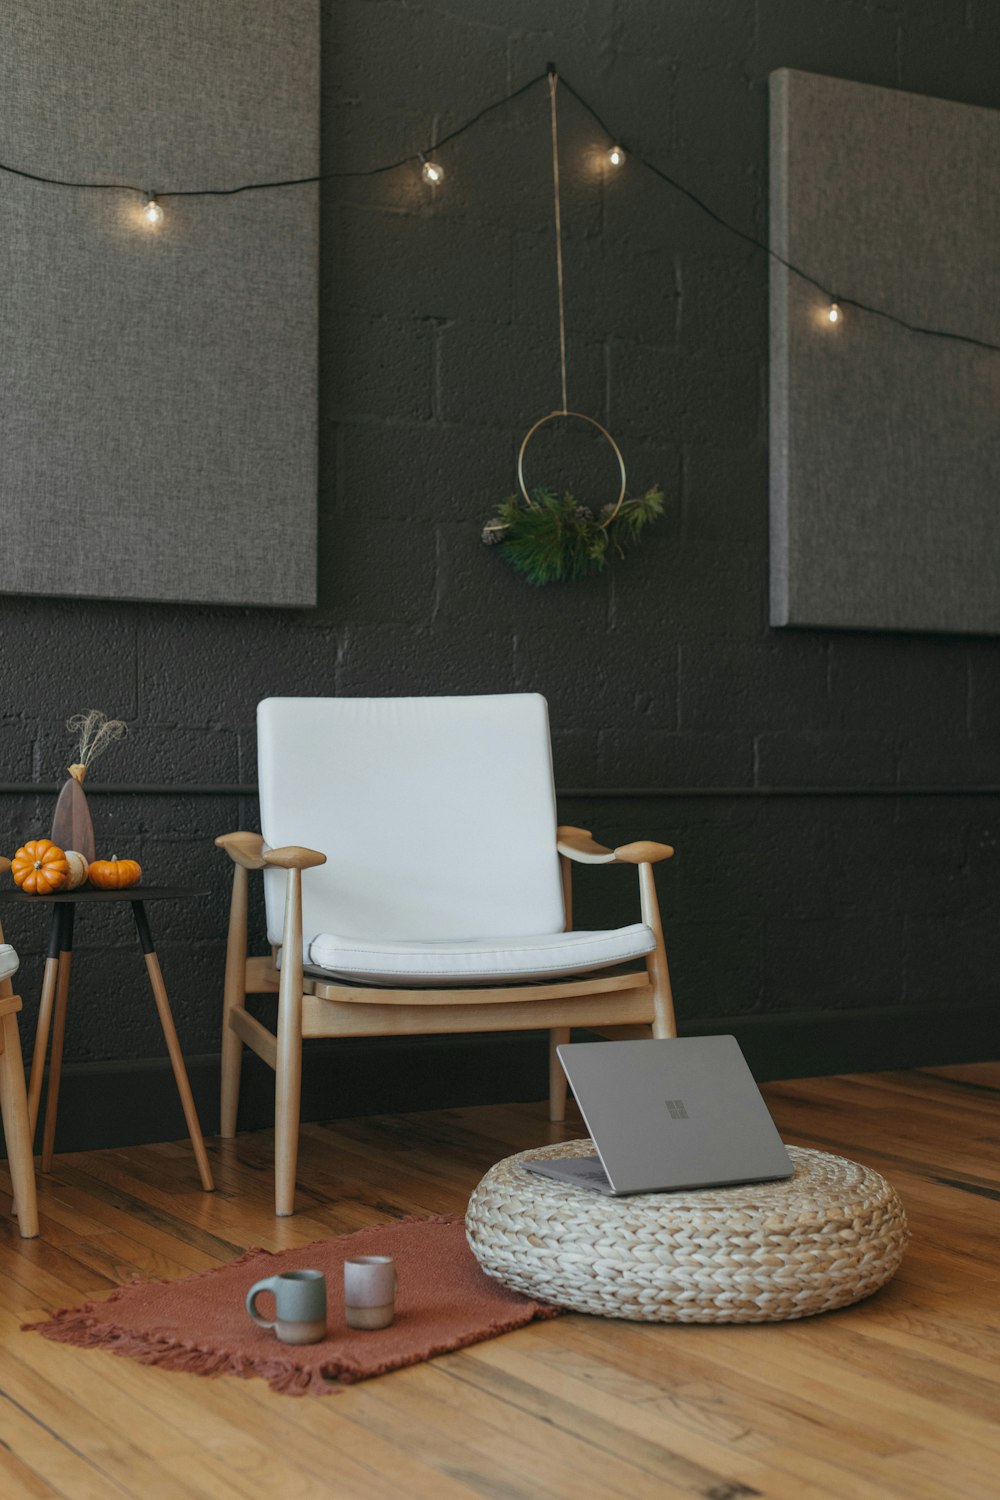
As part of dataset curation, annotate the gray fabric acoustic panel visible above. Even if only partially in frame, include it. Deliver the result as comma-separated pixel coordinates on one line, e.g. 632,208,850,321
0,2,318,607
770,69,1000,635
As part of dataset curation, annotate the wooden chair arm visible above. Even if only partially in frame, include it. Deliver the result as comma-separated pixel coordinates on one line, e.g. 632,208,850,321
265,846,327,871
215,832,267,868
215,833,327,871
556,826,674,866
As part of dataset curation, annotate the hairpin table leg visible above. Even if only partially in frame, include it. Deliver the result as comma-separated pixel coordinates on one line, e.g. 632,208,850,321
131,901,215,1192
41,904,75,1173
27,905,66,1146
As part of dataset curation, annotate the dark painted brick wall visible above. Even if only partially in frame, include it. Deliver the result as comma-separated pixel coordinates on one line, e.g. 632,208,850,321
2,1,1000,1104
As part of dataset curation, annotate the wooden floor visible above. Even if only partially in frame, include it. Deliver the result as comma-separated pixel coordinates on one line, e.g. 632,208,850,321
0,1062,997,1500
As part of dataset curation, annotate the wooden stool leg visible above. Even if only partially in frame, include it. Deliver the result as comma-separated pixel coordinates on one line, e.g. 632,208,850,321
549,1027,570,1122
131,902,215,1193
42,906,74,1173
27,906,65,1144
0,1008,39,1238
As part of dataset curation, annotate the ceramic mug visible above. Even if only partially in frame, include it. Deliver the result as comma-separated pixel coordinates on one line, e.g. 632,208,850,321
246,1268,327,1345
344,1255,398,1330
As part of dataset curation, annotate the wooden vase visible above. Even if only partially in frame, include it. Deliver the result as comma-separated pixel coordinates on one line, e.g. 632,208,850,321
51,764,96,862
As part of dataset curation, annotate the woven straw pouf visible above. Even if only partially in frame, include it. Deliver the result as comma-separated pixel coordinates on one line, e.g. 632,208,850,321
466,1139,908,1323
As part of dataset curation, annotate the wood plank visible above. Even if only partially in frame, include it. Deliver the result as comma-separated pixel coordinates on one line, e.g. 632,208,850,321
0,1062,994,1500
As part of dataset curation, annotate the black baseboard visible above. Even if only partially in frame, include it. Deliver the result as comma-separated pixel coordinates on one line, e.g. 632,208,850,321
697,1001,1000,1084
13,1003,1000,1156
25,1031,552,1156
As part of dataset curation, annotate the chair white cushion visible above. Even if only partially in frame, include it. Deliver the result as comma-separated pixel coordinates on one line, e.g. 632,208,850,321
306,922,656,986
258,695,565,951
0,944,19,982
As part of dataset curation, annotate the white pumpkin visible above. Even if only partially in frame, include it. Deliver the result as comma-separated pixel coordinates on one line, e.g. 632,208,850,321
62,850,90,890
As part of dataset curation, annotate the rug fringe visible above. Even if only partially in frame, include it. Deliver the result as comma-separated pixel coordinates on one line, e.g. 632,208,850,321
23,1308,351,1396
24,1296,560,1396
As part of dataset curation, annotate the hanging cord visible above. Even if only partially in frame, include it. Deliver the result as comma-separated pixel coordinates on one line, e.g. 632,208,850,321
548,66,569,415
516,67,628,530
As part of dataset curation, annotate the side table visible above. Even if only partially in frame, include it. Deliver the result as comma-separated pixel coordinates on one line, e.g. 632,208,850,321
2,888,214,1192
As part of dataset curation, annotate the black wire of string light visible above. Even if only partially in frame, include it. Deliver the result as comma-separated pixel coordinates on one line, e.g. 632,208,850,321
0,70,549,197
1,64,998,357
554,73,1000,357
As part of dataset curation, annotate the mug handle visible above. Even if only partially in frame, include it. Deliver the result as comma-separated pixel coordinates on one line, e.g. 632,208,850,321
246,1276,279,1328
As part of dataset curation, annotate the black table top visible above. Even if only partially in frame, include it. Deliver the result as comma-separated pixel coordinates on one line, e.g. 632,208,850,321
0,886,208,903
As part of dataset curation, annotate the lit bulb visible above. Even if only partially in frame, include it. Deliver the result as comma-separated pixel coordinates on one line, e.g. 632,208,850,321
421,157,444,186
607,145,626,168
142,195,164,227
826,301,842,324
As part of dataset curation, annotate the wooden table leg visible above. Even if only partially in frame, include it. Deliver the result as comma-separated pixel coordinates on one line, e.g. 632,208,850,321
27,906,65,1145
41,904,74,1173
131,901,215,1193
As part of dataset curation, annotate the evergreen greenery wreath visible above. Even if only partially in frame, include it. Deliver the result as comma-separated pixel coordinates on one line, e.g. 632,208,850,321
481,485,665,585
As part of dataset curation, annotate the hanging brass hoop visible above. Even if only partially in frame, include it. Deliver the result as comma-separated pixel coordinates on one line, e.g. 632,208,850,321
516,410,627,527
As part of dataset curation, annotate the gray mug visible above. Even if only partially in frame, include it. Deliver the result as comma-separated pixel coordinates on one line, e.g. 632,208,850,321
246,1268,327,1345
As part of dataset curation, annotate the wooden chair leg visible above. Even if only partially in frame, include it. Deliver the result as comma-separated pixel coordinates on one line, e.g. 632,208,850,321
0,1009,39,1239
274,1029,303,1217
220,864,249,1138
639,861,677,1039
549,854,573,1121
549,1027,570,1121
274,868,304,1217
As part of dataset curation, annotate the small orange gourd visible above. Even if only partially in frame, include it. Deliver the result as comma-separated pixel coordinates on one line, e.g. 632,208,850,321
88,855,142,890
11,839,70,895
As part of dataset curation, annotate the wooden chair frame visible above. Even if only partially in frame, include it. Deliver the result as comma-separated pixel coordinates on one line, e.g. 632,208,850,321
0,858,39,1237
216,826,676,1215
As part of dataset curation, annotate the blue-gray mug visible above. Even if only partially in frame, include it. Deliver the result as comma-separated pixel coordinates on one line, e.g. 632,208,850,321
246,1268,327,1345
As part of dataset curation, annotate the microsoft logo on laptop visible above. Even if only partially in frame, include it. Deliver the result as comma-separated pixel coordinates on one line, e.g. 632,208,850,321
665,1098,689,1119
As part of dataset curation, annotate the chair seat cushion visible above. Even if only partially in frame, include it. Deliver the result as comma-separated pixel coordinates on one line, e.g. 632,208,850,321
306,923,656,986
0,944,19,983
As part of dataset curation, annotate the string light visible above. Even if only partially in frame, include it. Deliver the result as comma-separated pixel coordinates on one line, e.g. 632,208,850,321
419,154,444,186
1,67,999,357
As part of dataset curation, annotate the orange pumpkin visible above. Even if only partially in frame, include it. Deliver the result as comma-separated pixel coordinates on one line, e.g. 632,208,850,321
88,855,142,890
11,839,70,895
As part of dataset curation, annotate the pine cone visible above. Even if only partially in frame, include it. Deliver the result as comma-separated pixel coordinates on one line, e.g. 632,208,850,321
481,518,509,546
599,501,618,521
573,505,594,523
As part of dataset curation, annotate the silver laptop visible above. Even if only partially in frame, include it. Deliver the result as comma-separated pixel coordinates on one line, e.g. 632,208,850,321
524,1035,793,1195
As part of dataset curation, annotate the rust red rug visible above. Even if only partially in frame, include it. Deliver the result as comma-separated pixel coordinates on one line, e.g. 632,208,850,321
24,1215,559,1397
